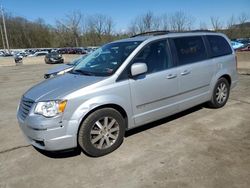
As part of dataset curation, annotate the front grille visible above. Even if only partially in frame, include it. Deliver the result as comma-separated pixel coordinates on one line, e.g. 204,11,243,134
18,97,34,120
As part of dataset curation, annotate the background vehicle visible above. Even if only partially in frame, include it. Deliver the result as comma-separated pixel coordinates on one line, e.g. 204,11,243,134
17,31,237,157
19,52,28,57
233,38,250,51
44,51,64,64
237,45,250,52
231,41,244,50
0,51,13,57
28,51,48,57
14,54,23,64
44,55,85,79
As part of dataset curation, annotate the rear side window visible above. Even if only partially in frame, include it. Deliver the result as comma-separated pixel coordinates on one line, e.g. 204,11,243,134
173,36,207,65
207,35,232,57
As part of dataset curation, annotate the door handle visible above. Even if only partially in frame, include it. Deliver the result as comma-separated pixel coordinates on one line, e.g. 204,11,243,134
166,74,177,79
181,70,191,76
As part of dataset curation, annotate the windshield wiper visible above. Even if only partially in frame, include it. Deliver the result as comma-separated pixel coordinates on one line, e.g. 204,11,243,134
73,69,95,76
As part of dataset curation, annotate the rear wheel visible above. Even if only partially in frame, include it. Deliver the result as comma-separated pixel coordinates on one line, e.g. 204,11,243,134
208,77,230,108
78,108,125,157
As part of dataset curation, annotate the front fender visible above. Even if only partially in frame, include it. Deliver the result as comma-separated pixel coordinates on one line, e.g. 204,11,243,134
70,94,132,127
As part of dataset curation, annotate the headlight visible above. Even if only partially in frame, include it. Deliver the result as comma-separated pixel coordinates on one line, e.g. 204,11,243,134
34,100,67,117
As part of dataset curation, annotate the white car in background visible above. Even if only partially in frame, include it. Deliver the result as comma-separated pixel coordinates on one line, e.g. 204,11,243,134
231,41,244,50
28,51,48,57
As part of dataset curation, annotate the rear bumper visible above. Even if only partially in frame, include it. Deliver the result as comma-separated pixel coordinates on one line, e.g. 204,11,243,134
231,80,237,90
17,113,79,151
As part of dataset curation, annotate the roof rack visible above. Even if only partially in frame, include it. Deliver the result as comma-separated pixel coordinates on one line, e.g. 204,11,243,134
187,29,215,33
130,30,215,38
131,30,170,38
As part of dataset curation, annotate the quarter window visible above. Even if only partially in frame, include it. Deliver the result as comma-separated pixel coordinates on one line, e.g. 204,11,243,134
207,35,232,57
173,36,207,65
132,40,173,74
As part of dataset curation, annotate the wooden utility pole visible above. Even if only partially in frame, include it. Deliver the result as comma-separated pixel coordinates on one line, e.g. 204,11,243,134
0,23,6,50
1,5,9,53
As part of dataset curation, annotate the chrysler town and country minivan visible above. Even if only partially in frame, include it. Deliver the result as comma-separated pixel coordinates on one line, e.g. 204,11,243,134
17,31,237,156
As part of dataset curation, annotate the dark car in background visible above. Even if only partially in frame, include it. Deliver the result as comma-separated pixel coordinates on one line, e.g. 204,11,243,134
44,51,64,64
57,47,88,54
74,47,88,54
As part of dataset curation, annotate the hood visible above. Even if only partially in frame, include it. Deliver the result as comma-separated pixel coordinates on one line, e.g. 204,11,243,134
24,73,106,102
46,64,72,75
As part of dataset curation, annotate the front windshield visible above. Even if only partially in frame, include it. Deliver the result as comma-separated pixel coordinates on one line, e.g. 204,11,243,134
67,55,86,66
72,41,141,76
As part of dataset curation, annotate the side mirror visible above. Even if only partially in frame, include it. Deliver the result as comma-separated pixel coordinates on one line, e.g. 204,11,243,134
130,63,147,77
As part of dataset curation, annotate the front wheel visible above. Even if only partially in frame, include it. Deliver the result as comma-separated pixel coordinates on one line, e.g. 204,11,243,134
208,77,230,108
78,108,125,157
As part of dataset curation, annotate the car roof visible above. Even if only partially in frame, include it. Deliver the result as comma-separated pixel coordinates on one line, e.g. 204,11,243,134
112,36,153,43
112,31,225,44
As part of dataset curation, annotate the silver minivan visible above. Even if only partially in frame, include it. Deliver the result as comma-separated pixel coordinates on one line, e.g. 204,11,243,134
17,31,238,156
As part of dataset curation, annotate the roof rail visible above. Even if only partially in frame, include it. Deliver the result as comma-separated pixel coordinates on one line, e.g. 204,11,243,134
188,29,215,33
130,30,216,38
131,30,170,38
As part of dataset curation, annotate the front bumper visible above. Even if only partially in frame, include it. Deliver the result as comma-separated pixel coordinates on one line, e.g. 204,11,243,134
17,112,79,151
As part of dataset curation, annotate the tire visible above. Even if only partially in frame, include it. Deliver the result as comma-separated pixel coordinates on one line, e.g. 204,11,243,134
208,77,230,108
78,108,125,157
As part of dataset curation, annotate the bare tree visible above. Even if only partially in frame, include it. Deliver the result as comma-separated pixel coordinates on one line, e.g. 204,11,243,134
86,14,114,35
238,12,248,25
142,11,160,31
225,15,237,39
199,22,208,30
84,14,115,45
4,9,250,49
160,14,169,30
128,11,160,34
227,15,236,29
210,16,223,31
235,12,249,39
57,11,83,47
169,11,193,31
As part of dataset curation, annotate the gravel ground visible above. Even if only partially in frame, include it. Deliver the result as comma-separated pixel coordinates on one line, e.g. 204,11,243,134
0,61,249,188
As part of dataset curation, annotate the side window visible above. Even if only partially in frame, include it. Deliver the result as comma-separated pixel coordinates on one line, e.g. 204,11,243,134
207,35,232,57
132,40,173,74
173,36,207,65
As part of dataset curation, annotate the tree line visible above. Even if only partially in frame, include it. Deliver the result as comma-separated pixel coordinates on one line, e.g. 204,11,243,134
0,10,249,49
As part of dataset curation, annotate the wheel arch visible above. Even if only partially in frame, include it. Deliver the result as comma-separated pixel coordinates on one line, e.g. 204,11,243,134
76,103,128,145
209,71,232,102
219,74,231,86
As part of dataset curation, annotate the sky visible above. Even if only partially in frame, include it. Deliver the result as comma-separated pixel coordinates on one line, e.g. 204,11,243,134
1,0,250,31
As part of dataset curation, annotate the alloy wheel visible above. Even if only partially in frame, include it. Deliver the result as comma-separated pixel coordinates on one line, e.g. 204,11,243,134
215,82,228,104
90,117,120,149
